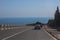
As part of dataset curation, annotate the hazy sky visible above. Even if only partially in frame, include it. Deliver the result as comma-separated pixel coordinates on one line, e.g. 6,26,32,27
0,0,60,18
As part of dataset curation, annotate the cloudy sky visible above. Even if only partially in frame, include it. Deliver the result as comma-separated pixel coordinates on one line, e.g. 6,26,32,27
0,0,60,18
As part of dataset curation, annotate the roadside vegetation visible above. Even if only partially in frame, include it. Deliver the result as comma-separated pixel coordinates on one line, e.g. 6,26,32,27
47,6,60,31
26,21,44,26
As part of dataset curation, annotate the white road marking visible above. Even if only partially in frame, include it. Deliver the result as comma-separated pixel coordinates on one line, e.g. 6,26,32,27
2,29,30,40
43,29,57,40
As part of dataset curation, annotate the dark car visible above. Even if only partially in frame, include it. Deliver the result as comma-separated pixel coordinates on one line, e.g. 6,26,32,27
34,25,41,30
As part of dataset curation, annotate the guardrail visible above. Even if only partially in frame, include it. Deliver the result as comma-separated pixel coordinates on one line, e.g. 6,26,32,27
0,25,18,31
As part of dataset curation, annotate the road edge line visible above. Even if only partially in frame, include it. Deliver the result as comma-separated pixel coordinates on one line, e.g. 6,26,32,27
43,29,57,40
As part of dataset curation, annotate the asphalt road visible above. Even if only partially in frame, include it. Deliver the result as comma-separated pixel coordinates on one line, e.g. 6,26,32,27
0,26,53,40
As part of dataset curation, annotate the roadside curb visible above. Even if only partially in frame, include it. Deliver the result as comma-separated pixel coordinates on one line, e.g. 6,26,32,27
43,29,57,40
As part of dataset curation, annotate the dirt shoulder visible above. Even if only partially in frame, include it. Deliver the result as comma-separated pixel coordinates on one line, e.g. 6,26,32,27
44,25,60,40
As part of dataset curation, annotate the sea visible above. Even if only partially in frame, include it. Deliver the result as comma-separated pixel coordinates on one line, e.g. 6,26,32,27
0,17,50,25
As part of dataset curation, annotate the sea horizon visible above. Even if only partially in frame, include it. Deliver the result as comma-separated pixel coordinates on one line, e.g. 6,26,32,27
0,17,53,25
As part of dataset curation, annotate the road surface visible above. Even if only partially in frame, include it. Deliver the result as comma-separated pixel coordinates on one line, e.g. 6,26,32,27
0,26,54,40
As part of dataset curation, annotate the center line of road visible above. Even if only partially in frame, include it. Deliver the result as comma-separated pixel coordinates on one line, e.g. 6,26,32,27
2,29,30,40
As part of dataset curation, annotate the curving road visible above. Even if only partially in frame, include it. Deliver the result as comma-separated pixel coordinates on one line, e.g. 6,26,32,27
1,26,54,40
